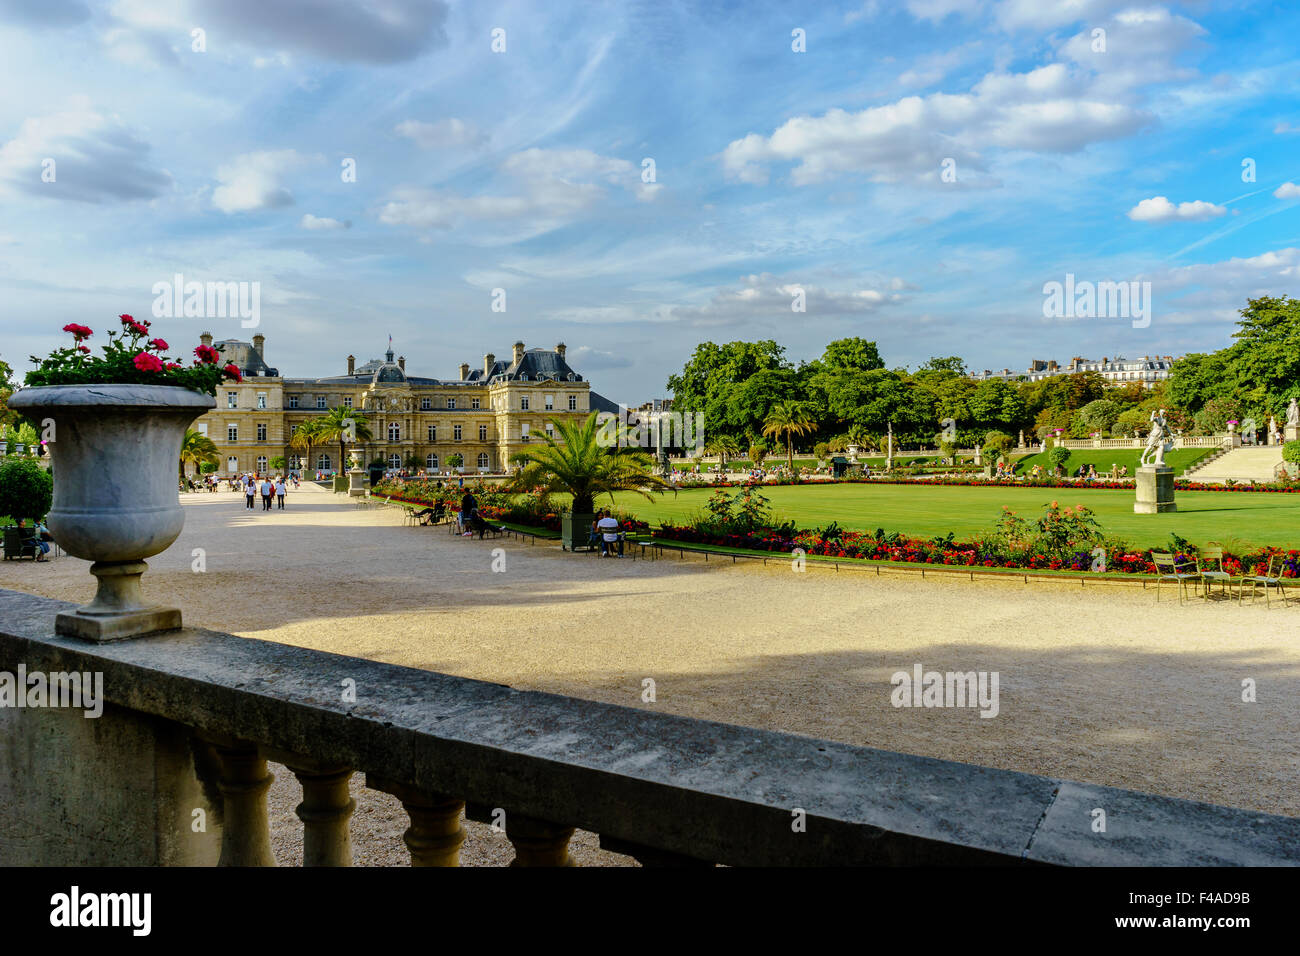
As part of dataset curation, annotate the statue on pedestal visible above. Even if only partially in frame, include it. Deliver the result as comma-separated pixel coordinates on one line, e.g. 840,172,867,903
1288,398,1300,428
1269,415,1280,445
1140,409,1174,468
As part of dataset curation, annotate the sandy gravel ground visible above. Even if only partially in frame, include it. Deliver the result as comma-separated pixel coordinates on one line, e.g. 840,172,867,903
4,482,1297,865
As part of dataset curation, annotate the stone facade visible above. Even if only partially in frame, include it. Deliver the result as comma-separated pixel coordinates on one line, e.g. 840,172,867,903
191,336,600,475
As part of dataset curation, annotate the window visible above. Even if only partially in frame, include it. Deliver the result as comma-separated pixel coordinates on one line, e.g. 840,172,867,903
453,424,462,441
427,425,437,442
477,453,489,469
196,423,208,436
426,454,438,470
544,394,553,410
227,392,238,409
290,424,297,437
227,424,238,442
478,425,487,441
317,454,331,471
256,423,267,442
388,422,401,441
257,392,266,410
227,456,238,474
521,423,530,440
568,395,577,410
521,397,530,410
316,396,327,409
471,398,480,409
388,454,401,470
545,423,554,439
288,395,299,409
447,398,456,410
256,455,267,472
343,397,353,409
421,398,431,410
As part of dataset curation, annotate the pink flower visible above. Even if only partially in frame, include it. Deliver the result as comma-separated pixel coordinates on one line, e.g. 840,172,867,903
133,352,164,373
148,337,169,351
223,363,243,383
63,323,93,341
193,344,219,364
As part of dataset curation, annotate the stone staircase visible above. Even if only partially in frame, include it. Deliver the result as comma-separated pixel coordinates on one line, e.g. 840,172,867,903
1183,446,1284,483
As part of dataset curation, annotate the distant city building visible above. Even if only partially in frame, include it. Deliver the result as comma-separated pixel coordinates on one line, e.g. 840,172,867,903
191,335,616,475
971,354,1178,389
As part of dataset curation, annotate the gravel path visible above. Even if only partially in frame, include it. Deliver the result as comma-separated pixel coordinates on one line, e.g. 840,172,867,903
5,482,1297,865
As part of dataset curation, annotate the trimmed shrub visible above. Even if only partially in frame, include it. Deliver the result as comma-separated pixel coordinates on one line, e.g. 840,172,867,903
0,458,53,520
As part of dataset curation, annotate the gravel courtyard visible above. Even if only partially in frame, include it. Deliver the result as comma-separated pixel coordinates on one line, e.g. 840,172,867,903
4,482,1297,864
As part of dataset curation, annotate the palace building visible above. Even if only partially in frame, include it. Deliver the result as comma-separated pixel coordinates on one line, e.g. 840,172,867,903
191,334,615,476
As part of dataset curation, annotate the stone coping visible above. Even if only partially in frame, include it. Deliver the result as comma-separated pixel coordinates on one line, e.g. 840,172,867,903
1,586,1296,866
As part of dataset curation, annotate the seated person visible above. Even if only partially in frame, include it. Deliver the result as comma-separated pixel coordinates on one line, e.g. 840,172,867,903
16,519,49,562
597,512,623,557
411,505,442,525
470,507,490,540
589,516,602,550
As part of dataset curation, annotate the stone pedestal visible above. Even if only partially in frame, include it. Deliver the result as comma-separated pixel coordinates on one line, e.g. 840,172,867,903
347,467,366,496
1134,465,1176,514
1286,424,1299,443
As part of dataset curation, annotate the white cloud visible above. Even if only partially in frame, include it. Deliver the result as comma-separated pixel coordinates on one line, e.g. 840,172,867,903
212,150,311,213
0,106,173,203
395,118,486,150
649,273,906,327
1126,196,1227,223
996,0,1127,32
1274,182,1300,199
906,0,982,23
300,214,349,230
1274,121,1300,135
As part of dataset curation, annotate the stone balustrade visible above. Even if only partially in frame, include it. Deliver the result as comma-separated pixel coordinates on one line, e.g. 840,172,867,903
2,586,1297,867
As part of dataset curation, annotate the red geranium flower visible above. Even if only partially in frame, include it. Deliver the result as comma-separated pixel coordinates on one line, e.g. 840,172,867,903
63,323,93,340
223,363,243,382
148,337,169,351
77,345,90,353
194,344,219,364
133,352,164,373
120,314,149,335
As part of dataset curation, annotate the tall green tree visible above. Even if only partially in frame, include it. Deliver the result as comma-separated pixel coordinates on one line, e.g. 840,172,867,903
179,429,220,480
310,406,374,474
762,401,819,468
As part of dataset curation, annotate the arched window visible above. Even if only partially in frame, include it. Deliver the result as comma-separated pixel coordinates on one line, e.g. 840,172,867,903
388,422,401,441
256,455,267,473
387,454,401,470
318,454,331,471
426,454,438,470
477,452,489,470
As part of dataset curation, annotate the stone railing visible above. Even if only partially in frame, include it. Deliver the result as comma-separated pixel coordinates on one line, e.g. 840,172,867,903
2,586,1297,867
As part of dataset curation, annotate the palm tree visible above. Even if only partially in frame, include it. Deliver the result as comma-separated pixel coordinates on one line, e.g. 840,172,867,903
507,412,672,516
705,434,741,470
179,429,219,481
289,419,321,474
763,401,819,469
847,424,873,451
311,407,373,475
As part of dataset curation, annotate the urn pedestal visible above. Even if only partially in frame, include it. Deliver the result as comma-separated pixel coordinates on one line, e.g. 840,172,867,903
1134,465,1176,514
8,384,215,641
1286,424,1300,443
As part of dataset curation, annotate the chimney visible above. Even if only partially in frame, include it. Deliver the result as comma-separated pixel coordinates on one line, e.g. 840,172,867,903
398,355,405,373
555,342,566,359
459,362,470,381
200,331,213,347
512,340,525,364
252,333,265,359
484,353,495,376
347,354,355,375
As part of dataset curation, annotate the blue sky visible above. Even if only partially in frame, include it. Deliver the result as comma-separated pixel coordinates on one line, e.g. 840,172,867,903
2,0,1300,400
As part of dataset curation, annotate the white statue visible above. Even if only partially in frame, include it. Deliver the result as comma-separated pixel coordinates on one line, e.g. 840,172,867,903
1269,415,1280,444
1287,398,1299,428
1140,408,1174,468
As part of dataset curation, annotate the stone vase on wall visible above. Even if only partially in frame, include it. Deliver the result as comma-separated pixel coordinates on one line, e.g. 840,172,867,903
8,384,216,641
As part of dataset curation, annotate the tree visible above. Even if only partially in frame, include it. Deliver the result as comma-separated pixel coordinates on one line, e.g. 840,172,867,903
762,401,819,468
179,429,219,480
1113,408,1148,438
290,419,322,473
507,412,671,515
705,434,740,469
0,355,15,433
665,340,791,444
0,458,53,520
1074,399,1121,435
310,407,373,476
817,338,885,373
270,455,287,470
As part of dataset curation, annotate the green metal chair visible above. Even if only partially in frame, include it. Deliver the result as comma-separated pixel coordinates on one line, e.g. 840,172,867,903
1152,551,1200,604
1197,546,1234,600
1238,554,1290,608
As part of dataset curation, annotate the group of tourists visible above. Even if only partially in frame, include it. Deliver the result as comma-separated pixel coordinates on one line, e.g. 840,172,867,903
232,473,291,510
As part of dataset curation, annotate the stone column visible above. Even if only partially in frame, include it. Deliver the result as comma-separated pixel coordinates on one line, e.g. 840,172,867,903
287,762,355,866
368,777,465,866
505,813,577,867
1134,466,1176,514
212,743,277,866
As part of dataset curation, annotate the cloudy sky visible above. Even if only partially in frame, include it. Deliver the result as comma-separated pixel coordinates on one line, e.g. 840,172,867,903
1,0,1299,399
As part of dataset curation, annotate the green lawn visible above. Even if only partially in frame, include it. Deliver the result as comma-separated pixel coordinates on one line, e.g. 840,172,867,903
1012,447,1211,477
600,481,1300,550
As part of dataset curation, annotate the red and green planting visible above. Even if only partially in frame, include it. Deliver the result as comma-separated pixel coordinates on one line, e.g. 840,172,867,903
634,484,1300,579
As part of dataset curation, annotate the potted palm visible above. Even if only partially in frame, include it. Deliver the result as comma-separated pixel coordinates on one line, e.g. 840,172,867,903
507,412,672,551
9,316,239,641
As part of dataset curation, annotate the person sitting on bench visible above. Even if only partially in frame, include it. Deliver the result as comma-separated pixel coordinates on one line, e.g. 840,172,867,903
597,511,623,557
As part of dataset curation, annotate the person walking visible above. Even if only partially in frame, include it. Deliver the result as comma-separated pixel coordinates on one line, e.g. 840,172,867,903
244,474,256,509
275,476,287,509
260,476,274,511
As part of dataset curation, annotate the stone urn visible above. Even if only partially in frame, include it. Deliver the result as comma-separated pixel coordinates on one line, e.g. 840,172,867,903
8,384,216,641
